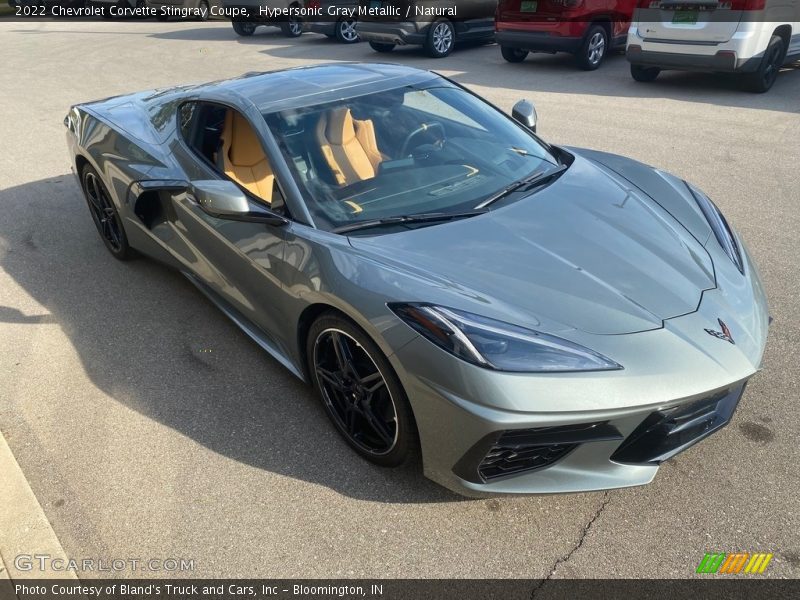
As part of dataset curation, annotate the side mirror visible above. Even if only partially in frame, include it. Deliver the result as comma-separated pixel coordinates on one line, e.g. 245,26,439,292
512,100,538,133
189,180,288,226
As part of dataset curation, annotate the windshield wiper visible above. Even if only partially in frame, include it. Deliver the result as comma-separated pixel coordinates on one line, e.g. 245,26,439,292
475,164,568,209
333,210,487,235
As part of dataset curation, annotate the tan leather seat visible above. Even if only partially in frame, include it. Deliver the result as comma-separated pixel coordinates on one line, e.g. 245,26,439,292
316,108,385,186
220,110,274,204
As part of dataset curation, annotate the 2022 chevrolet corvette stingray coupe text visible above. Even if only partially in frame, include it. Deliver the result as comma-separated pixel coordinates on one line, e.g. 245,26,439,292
65,63,769,496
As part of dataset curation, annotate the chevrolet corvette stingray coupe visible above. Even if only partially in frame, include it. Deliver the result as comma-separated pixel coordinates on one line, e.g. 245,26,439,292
65,63,769,496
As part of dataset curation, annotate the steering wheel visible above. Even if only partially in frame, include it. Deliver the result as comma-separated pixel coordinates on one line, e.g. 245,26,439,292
400,122,446,158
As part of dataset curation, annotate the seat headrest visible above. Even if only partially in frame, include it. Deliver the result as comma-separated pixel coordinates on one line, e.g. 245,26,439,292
324,108,357,145
225,110,266,167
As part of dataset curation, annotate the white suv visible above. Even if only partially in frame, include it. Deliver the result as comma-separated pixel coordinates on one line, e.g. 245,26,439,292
627,1,800,92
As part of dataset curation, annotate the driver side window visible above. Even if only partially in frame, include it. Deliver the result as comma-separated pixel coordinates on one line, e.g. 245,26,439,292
179,102,285,212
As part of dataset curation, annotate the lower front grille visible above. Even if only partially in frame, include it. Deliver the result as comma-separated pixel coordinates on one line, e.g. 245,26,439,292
610,382,746,465
454,422,623,484
479,438,576,481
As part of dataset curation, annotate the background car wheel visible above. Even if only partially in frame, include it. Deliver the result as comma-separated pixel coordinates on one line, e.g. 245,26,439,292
369,41,395,53
424,19,455,58
80,165,135,261
501,45,528,63
281,17,303,38
196,0,209,20
630,64,660,82
335,18,359,44
576,24,608,70
232,21,257,36
743,35,785,93
307,313,418,468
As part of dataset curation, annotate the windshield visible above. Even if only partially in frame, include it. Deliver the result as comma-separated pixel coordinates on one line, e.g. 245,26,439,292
263,83,560,232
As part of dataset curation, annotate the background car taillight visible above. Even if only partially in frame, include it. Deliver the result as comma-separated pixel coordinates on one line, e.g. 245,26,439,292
307,0,320,10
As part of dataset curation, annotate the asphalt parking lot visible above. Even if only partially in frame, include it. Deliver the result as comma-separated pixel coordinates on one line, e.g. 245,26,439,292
0,19,799,581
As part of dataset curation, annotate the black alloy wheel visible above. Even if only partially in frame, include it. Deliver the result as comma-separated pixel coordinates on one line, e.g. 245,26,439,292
81,165,134,260
308,314,417,466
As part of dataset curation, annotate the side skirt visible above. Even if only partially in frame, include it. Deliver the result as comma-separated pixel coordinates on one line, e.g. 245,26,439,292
182,272,307,383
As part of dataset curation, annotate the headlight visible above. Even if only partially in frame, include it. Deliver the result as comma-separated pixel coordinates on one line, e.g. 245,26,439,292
389,304,622,373
686,182,744,274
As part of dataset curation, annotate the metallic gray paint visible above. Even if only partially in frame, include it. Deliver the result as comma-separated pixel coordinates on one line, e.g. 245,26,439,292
66,63,769,496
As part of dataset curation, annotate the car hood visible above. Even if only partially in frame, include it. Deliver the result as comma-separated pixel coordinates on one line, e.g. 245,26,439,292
348,154,716,335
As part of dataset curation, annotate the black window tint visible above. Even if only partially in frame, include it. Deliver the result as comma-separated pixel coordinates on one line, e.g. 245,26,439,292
178,101,228,169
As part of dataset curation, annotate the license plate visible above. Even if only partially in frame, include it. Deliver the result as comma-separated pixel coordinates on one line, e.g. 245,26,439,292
520,1,538,13
672,10,698,24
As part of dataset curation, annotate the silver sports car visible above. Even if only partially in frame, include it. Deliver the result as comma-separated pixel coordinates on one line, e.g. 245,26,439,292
65,63,769,496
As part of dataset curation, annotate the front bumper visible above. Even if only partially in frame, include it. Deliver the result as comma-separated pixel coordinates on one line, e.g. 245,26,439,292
387,243,768,496
355,21,427,46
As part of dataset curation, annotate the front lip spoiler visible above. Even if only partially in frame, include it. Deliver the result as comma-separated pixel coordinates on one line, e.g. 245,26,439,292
610,382,746,465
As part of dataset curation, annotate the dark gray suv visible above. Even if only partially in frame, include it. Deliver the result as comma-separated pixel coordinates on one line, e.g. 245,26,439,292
356,0,497,58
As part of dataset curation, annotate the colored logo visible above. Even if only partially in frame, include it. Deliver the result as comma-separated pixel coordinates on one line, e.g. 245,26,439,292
696,552,773,574
704,318,735,345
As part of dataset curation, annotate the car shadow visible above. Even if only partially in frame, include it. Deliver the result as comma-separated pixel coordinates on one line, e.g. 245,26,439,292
0,175,463,504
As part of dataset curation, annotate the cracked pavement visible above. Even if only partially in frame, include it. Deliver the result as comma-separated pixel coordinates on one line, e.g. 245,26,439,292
1,20,798,579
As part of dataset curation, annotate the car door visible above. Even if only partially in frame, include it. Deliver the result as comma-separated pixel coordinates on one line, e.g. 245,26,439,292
166,100,297,360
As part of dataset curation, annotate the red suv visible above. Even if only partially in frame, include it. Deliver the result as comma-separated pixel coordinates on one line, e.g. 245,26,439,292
495,0,637,70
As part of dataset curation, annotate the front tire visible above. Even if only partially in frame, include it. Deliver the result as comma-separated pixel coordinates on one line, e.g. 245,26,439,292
80,164,135,261
232,21,257,37
369,41,395,53
743,35,785,93
424,19,455,58
576,24,608,70
630,64,660,82
307,313,418,467
501,45,528,63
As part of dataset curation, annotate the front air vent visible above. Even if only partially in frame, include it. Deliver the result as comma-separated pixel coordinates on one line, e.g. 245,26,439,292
454,422,623,483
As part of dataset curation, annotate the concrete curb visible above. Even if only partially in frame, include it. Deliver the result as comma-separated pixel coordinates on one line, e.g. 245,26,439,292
0,431,77,581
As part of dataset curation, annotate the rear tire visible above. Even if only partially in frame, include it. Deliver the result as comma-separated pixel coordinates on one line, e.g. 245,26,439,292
424,18,455,58
743,35,785,93
80,164,135,261
307,313,418,468
281,17,303,38
630,64,661,82
196,0,208,21
232,21,257,36
576,24,608,70
369,41,395,53
501,45,528,63
335,18,359,44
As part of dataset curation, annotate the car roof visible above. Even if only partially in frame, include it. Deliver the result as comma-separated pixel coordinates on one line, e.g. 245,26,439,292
218,63,442,112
